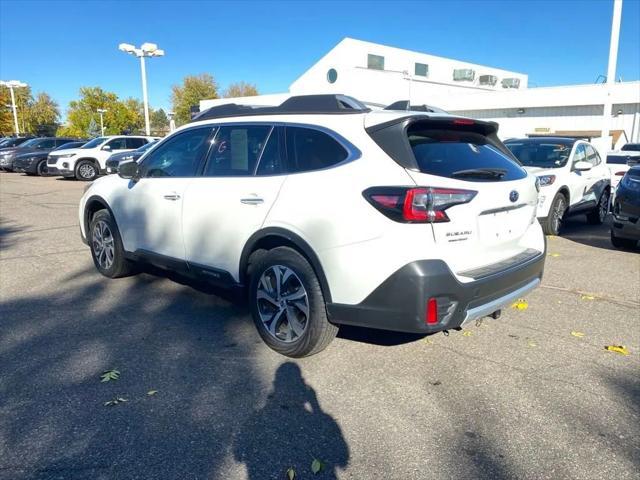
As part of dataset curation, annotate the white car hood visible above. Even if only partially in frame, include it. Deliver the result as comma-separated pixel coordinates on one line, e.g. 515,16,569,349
523,166,560,176
49,147,83,157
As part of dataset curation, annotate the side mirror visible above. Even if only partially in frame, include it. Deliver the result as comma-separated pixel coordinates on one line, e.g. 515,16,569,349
573,161,592,172
118,160,139,180
102,145,111,151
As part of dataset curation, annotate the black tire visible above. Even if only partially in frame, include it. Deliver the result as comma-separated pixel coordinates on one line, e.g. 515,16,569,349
75,160,98,181
610,230,637,249
36,159,48,176
587,189,610,225
248,246,338,357
542,193,567,236
89,209,136,278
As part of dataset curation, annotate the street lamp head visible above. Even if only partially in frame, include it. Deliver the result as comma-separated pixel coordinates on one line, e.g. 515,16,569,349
118,43,136,53
141,42,158,53
97,108,108,114
150,49,165,57
0,80,28,88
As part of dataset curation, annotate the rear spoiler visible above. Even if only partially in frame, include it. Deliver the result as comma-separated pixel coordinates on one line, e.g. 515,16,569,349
366,115,516,171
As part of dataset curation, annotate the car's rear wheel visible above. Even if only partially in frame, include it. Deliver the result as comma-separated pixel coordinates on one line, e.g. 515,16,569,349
76,160,98,181
36,159,48,176
587,189,610,225
249,247,338,357
610,230,637,249
89,209,135,278
542,193,567,236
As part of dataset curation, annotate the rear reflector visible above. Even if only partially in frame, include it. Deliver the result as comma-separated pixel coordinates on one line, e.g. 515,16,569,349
615,171,626,176
452,118,475,125
426,298,438,324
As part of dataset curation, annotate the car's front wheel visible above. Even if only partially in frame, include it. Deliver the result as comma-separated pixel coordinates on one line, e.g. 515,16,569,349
249,247,338,357
587,189,610,225
36,159,48,176
542,193,567,236
89,209,136,278
76,160,98,181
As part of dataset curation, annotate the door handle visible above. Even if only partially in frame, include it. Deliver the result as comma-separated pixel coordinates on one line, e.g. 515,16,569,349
163,193,181,201
240,197,264,205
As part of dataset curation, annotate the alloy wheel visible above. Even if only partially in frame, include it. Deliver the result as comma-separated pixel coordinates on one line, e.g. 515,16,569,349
37,161,48,176
256,265,309,343
552,197,566,234
79,163,96,179
92,220,115,270
598,191,609,222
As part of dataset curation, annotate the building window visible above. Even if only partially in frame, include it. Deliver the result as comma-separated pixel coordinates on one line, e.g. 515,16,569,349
502,78,521,89
414,63,428,77
327,68,338,84
453,68,475,81
478,75,497,86
367,54,385,70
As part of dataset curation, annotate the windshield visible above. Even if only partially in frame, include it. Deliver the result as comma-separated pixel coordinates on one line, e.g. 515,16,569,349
19,138,44,148
621,144,640,152
137,140,157,152
505,141,573,168
81,137,107,149
54,141,85,151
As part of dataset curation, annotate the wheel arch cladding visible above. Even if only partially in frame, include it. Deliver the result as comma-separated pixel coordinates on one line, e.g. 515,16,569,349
558,186,570,204
84,195,113,236
240,227,332,303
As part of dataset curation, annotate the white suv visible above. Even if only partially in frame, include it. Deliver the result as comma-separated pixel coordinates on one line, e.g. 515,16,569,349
49,135,157,180
505,137,611,235
79,95,546,357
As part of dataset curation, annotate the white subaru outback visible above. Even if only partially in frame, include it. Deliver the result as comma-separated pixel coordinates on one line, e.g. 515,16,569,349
504,137,611,235
79,95,546,357
49,135,157,181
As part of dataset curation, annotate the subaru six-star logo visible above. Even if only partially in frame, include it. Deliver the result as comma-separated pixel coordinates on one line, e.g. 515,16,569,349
509,190,519,202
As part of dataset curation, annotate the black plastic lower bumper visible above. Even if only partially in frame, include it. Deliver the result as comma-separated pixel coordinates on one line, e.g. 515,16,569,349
612,217,640,240
327,249,546,334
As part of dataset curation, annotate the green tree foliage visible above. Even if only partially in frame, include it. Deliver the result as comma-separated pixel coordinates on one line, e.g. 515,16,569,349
0,88,14,135
60,87,144,137
150,108,169,134
171,74,218,126
26,92,60,135
223,82,259,98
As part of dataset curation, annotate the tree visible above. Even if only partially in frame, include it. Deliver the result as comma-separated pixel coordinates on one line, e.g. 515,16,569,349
0,88,14,135
61,87,145,137
150,108,169,134
171,74,218,126
223,82,259,98
26,92,60,135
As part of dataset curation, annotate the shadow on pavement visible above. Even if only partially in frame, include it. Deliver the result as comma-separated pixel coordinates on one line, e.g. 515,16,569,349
559,215,625,251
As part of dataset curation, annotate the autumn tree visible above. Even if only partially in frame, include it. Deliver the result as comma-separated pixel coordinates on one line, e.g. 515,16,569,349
223,82,259,98
60,87,144,137
26,92,60,135
171,74,218,126
0,88,14,135
150,108,169,134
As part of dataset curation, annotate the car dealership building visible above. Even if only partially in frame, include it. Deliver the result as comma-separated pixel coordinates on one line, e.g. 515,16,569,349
201,38,640,148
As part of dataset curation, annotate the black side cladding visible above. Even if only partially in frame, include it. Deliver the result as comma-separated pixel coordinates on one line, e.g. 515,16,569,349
366,115,518,171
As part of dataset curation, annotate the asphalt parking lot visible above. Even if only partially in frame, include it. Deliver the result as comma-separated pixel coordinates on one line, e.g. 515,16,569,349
1,173,638,480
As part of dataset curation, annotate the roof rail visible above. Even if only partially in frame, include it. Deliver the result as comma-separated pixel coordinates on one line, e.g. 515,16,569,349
191,94,370,122
384,100,448,114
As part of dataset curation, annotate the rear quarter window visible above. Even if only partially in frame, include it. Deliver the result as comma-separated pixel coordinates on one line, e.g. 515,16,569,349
285,127,348,173
408,126,526,181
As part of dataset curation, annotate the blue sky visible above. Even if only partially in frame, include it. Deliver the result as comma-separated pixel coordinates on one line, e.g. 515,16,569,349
1,0,639,117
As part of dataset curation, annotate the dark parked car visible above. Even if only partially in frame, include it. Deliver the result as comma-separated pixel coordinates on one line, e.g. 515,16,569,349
105,140,157,173
611,165,640,249
0,136,34,153
0,137,76,172
13,140,86,176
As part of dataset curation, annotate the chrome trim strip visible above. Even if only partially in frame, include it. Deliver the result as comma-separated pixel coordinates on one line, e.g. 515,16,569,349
460,278,540,327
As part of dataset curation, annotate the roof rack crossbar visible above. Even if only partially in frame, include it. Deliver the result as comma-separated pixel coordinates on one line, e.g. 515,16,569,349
191,94,371,122
384,100,448,114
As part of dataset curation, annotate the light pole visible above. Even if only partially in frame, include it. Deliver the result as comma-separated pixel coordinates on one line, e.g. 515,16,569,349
118,42,165,135
167,111,176,133
0,80,28,135
97,108,107,136
602,0,623,149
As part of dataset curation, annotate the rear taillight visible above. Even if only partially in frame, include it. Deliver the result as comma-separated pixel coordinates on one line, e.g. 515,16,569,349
365,186,477,223
615,171,626,176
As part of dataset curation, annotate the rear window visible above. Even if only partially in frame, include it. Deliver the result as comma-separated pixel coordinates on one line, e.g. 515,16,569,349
621,144,640,152
505,141,572,168
408,127,526,181
607,155,631,165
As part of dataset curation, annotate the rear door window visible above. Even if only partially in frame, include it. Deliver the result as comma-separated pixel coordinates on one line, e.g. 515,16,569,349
126,138,147,149
407,126,526,181
203,125,272,177
285,127,348,173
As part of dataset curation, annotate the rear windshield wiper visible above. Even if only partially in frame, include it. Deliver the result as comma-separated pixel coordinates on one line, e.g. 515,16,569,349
451,168,507,179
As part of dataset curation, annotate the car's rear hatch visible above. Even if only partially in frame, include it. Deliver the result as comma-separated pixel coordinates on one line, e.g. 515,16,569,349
367,115,540,275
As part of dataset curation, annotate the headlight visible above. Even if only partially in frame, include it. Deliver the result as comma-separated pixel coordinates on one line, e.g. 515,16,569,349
537,175,556,187
23,157,38,164
58,153,76,158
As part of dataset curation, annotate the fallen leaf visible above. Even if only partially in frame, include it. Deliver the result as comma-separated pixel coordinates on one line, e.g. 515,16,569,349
548,253,561,257
311,459,324,474
286,467,296,480
527,340,537,348
571,331,585,338
100,369,120,382
511,299,529,310
423,338,434,345
147,390,158,396
581,294,596,301
605,345,630,356
104,397,128,407
462,330,472,337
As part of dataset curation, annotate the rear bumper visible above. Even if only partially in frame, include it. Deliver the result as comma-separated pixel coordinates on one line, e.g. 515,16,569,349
327,247,546,334
612,215,640,240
